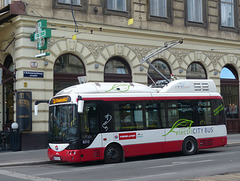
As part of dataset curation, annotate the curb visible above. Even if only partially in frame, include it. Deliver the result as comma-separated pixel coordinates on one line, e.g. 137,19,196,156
0,160,50,168
180,173,240,181
226,142,240,147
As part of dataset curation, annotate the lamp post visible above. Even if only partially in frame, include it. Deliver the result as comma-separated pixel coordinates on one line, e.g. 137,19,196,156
11,123,21,151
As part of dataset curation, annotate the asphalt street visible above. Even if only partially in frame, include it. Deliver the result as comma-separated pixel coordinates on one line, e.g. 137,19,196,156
0,134,239,181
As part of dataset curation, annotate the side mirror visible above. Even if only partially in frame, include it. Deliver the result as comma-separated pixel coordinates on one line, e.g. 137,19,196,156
34,100,49,116
78,100,84,113
35,105,38,116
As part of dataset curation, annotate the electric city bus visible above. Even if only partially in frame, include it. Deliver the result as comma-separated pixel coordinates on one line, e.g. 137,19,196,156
44,79,227,163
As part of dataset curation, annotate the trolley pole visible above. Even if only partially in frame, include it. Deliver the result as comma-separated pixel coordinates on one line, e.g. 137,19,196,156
141,39,183,83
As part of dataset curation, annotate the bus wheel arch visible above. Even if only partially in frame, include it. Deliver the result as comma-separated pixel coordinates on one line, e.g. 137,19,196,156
182,136,198,155
104,143,124,164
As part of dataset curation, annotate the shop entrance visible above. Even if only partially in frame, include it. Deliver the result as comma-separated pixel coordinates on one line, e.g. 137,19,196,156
0,55,14,150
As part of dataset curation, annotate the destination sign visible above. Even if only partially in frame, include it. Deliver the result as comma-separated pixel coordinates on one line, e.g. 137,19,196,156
50,96,71,104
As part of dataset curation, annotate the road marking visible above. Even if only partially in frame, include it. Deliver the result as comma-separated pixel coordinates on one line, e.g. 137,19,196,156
113,172,177,181
144,164,174,169
144,159,213,169
174,159,213,165
0,169,60,181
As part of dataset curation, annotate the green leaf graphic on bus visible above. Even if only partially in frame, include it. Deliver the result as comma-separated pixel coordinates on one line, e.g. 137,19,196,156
213,104,224,116
162,119,194,137
105,84,130,92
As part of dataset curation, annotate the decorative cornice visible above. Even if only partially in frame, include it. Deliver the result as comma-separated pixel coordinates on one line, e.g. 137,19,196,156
83,42,107,59
170,49,190,66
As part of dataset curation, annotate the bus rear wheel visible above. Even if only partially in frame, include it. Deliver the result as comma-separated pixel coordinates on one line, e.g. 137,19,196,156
182,137,197,155
104,144,122,164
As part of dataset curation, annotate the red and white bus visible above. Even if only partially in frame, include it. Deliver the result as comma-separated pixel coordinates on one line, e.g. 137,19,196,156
46,79,227,163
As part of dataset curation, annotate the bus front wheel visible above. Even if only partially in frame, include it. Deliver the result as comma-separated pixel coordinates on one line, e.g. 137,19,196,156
182,137,198,155
104,144,123,164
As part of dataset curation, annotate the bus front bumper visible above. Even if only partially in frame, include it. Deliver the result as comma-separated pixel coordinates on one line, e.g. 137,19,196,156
48,148,82,162
48,148,104,163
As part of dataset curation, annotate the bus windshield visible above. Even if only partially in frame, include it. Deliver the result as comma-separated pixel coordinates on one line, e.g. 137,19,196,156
49,104,78,143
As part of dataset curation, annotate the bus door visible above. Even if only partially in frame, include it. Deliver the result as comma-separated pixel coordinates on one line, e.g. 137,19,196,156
145,101,165,154
100,101,114,148
79,101,102,149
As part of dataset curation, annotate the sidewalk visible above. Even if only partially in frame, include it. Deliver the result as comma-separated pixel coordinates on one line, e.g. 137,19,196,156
0,148,49,167
225,134,240,147
0,134,239,180
182,173,240,181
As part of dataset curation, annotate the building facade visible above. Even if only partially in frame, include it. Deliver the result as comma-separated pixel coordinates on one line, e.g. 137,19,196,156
0,0,240,150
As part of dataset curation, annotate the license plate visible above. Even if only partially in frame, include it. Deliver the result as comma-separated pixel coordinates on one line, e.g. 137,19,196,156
53,156,61,161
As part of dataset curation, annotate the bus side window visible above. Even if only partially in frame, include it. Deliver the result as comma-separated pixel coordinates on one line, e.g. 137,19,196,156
167,100,195,127
167,101,179,127
113,105,121,131
178,100,194,122
212,100,225,125
197,101,211,125
133,104,144,130
146,103,161,129
114,103,134,131
114,102,144,131
122,114,133,130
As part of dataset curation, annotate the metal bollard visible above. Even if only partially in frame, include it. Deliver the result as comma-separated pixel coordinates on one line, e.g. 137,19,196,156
11,123,21,151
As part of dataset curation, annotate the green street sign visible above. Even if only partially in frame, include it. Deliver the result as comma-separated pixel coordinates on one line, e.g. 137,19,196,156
31,19,51,50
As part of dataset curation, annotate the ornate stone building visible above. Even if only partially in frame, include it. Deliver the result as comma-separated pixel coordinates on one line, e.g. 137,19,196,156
0,0,240,150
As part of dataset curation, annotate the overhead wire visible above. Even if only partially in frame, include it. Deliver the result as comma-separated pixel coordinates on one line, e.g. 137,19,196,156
71,0,78,32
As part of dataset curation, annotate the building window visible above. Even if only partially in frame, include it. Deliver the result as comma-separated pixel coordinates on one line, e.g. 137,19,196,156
54,0,86,11
104,56,132,82
220,0,234,27
187,0,203,22
54,54,85,95
107,0,127,12
4,0,12,6
186,62,207,79
148,59,171,86
148,0,172,23
58,0,80,6
150,0,167,17
103,0,130,17
185,0,207,28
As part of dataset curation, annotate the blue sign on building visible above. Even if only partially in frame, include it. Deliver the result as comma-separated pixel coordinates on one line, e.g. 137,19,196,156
23,71,44,78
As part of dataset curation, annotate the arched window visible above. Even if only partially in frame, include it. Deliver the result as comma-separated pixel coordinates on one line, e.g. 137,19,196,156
186,62,207,79
104,56,132,82
147,59,171,85
220,65,239,121
54,54,85,95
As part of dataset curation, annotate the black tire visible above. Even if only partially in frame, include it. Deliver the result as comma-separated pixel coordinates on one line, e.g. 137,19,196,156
182,137,198,155
104,144,122,164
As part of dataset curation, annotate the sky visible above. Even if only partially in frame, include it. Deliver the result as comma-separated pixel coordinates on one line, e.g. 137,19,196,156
220,67,235,79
